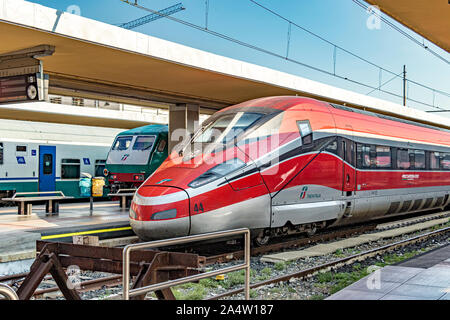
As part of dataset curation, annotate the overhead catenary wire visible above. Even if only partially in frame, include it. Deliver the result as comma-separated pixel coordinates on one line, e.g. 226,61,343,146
366,71,403,96
120,0,450,112
249,0,450,106
351,0,450,65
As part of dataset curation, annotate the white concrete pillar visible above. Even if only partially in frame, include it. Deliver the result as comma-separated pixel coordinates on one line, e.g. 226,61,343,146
168,103,200,154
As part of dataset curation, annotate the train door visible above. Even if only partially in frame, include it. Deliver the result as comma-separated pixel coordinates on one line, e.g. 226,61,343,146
39,146,56,191
341,138,356,195
339,134,356,218
339,138,356,196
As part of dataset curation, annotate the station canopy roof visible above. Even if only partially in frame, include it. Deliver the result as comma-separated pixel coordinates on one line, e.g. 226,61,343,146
0,0,448,129
366,0,450,53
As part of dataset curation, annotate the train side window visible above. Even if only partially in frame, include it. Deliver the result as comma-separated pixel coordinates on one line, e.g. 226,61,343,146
414,150,425,169
408,149,415,169
95,160,106,177
324,139,338,155
157,139,167,152
376,146,391,168
0,143,3,165
442,153,450,170
430,152,440,170
397,149,410,170
356,144,371,168
369,145,377,168
341,140,355,166
61,159,80,179
391,147,398,169
296,120,312,145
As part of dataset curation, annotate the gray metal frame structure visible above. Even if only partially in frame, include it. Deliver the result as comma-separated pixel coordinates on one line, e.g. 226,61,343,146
122,228,251,300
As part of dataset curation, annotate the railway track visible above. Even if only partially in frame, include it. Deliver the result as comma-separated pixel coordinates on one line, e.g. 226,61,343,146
207,225,450,300
1,210,449,299
200,209,450,263
203,224,376,264
0,225,374,299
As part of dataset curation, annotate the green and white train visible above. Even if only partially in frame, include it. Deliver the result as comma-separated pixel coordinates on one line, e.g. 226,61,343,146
0,119,122,199
105,124,168,193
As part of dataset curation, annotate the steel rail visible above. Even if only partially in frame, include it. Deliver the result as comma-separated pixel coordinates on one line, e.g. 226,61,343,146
0,283,19,300
207,225,450,300
205,225,376,264
32,275,123,297
1,212,447,299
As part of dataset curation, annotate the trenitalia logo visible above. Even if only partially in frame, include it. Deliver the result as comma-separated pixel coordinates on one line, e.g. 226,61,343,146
121,154,130,161
300,186,308,199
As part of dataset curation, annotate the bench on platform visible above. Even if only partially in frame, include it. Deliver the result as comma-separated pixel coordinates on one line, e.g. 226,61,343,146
108,189,136,208
1,191,73,216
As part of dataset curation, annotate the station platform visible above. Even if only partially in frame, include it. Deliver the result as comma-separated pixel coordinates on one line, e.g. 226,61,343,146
0,201,133,269
326,244,450,300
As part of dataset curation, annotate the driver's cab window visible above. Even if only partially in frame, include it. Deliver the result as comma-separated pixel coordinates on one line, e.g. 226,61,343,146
157,139,167,152
112,136,133,151
133,136,156,151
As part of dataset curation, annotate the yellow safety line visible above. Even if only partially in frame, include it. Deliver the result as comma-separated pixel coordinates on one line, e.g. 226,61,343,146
41,226,132,240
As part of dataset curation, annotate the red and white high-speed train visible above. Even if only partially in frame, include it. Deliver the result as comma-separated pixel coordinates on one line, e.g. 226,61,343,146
130,96,450,244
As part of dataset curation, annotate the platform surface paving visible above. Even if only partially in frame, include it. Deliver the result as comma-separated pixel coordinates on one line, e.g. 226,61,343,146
0,201,128,232
326,244,450,300
0,201,130,263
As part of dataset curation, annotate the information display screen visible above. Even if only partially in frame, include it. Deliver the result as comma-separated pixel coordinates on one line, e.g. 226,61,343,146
0,74,39,103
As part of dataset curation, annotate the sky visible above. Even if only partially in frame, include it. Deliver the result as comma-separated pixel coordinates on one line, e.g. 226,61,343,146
27,0,450,118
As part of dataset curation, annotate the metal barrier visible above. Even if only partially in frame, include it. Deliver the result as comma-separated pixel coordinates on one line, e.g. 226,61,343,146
116,188,136,194
122,228,251,300
107,189,136,208
0,283,19,300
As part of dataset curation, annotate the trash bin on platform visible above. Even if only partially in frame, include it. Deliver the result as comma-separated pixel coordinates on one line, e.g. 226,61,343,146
92,177,105,197
79,173,92,197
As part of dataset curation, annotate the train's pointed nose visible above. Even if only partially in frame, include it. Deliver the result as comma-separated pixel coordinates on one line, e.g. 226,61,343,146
130,185,190,240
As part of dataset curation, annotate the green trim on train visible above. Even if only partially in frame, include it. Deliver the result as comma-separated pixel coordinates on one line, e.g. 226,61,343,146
0,181,38,193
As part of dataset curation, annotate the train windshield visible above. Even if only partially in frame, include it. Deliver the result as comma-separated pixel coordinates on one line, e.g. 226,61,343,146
112,136,133,151
133,136,156,151
193,112,263,145
107,135,157,165
183,112,263,159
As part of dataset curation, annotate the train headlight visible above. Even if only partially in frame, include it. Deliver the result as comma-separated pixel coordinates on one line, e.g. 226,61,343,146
151,209,177,220
188,158,245,188
133,174,145,181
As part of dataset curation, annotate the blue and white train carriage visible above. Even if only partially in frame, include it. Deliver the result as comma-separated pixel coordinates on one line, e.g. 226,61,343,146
0,119,123,199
